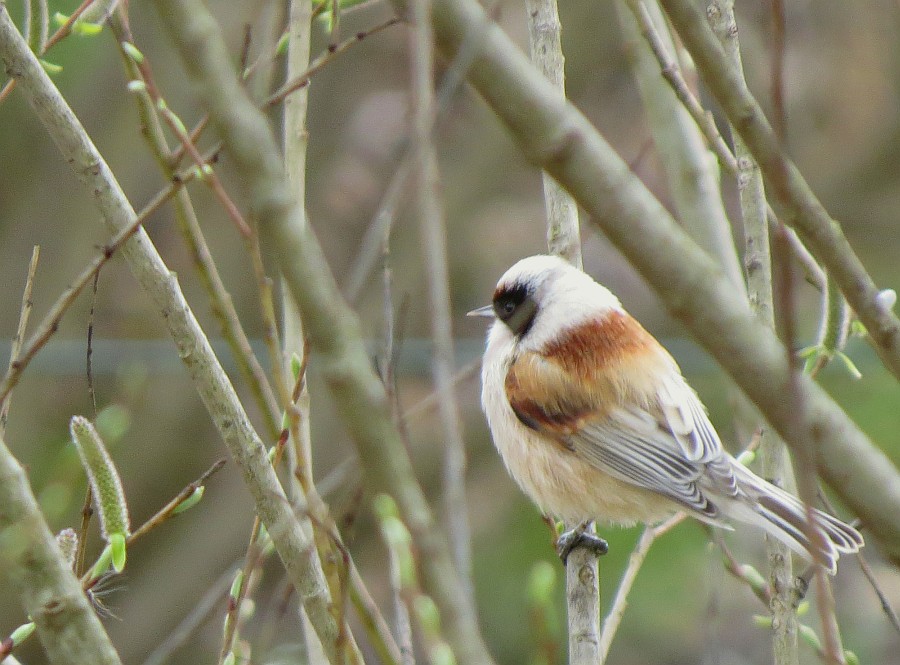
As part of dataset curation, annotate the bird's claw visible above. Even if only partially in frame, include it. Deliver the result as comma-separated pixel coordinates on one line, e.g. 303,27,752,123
556,526,608,564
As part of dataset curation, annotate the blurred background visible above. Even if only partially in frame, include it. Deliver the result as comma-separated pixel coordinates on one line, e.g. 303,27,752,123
1,0,900,663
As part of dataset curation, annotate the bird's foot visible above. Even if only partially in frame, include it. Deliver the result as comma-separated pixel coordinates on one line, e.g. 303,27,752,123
556,522,608,565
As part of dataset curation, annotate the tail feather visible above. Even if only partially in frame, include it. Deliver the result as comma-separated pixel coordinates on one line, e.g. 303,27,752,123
732,468,863,574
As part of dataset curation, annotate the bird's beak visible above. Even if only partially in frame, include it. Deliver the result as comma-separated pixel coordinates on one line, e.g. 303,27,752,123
467,305,495,319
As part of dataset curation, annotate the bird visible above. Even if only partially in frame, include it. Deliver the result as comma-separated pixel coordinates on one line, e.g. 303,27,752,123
468,254,863,573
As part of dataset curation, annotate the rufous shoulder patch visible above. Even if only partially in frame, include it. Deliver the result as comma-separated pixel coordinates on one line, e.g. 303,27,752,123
541,310,656,381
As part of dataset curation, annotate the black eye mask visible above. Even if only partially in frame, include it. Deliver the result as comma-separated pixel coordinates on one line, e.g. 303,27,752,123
493,282,538,337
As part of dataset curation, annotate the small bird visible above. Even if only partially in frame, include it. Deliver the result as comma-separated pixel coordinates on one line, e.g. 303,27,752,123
469,255,863,572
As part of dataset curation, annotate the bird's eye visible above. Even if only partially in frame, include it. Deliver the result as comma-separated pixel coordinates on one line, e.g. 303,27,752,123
493,283,537,336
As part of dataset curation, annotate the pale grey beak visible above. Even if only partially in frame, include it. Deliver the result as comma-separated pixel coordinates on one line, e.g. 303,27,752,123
467,305,495,318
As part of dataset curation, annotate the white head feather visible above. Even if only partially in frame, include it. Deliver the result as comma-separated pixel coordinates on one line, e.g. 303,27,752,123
486,255,622,354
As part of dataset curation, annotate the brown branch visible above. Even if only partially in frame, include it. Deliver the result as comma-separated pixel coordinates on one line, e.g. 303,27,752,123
0,246,40,438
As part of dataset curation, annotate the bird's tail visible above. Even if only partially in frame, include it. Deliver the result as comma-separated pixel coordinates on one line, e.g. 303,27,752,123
733,467,863,574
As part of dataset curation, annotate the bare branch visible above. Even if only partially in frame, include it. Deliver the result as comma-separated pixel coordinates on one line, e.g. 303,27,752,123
0,246,39,438
151,1,496,663
411,0,474,605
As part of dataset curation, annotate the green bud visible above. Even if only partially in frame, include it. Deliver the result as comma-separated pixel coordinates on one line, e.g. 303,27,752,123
796,600,810,617
73,22,104,36
799,624,822,651
70,416,130,543
167,111,188,138
430,642,457,665
110,532,127,572
40,60,63,75
230,570,244,600
91,544,113,579
736,449,756,466
222,652,236,665
290,353,303,381
413,595,441,637
836,351,862,380
739,564,767,595
53,13,70,27
275,31,290,56
120,41,145,64
752,614,773,629
844,650,859,665
173,486,205,514
10,621,36,646
373,493,399,520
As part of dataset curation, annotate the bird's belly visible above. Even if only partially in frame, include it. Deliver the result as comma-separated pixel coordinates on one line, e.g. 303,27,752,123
494,426,676,526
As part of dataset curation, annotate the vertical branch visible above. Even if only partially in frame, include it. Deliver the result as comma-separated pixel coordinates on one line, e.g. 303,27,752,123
283,0,315,492
773,229,844,665
0,246,39,438
770,0,787,143
410,0,474,604
706,4,798,663
524,3,596,664
526,0,582,268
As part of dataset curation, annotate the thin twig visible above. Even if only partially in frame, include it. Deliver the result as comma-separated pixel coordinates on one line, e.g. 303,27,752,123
125,52,253,238
86,272,100,416
402,360,480,421
770,0,787,143
0,246,40,438
855,551,900,636
411,0,473,605
597,515,683,662
526,0,582,266
619,0,743,290
141,564,237,665
773,226,844,664
0,180,182,407
82,458,229,591
267,18,401,108
124,459,226,547
706,3,797,662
